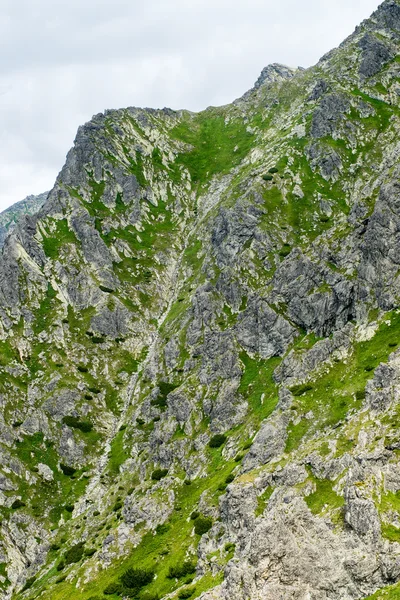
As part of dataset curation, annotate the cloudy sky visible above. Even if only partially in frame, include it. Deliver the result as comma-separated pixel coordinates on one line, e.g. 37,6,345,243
0,0,381,212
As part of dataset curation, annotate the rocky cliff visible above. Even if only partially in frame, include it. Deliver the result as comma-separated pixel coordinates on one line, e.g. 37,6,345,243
2,2,400,599
0,193,48,248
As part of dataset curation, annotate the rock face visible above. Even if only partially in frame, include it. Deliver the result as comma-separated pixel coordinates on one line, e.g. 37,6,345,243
0,193,47,248
2,2,400,600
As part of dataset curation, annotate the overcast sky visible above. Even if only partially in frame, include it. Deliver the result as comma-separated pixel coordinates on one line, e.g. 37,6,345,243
0,0,381,212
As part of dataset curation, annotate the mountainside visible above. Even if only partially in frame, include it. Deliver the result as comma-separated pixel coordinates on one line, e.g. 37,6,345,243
0,193,48,248
2,2,400,599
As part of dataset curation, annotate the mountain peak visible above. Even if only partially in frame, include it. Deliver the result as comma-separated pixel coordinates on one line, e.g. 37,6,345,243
253,63,299,90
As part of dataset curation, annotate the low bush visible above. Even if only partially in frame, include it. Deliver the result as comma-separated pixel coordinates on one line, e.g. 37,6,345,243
50,543,60,551
355,389,366,400
155,523,169,535
11,499,26,509
141,593,160,600
104,582,122,595
64,542,85,565
84,548,96,557
62,415,93,433
178,589,196,599
151,468,168,481
167,561,196,579
113,501,123,512
268,167,279,173
209,434,227,448
60,464,76,477
190,511,200,520
279,244,291,258
120,567,155,589
99,285,114,293
194,516,213,536
262,174,273,181
88,386,101,394
290,383,313,397
22,577,35,591
77,365,89,373
64,504,74,513
225,474,235,484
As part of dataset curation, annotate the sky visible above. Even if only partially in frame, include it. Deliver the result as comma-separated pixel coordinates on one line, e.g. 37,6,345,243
0,0,381,212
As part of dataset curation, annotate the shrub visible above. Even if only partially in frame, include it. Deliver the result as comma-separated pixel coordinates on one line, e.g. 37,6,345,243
225,474,235,484
262,174,273,181
155,523,169,535
88,386,101,394
64,504,74,513
225,542,235,553
84,548,96,557
99,285,114,293
56,575,67,584
269,167,279,173
56,561,65,571
119,567,155,589
355,389,366,400
209,434,227,448
22,577,35,591
50,543,60,551
64,542,85,565
320,215,330,223
190,511,200,520
62,415,93,432
279,244,291,257
178,589,196,599
11,499,26,509
365,365,375,372
104,582,122,595
141,593,160,600
77,365,89,373
113,501,123,512
290,383,313,397
151,381,178,409
167,561,196,579
151,468,168,481
218,483,226,491
194,516,213,536
235,454,244,462
60,464,76,477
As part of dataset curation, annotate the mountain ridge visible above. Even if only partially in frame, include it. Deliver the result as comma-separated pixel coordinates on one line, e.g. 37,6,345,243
1,2,400,599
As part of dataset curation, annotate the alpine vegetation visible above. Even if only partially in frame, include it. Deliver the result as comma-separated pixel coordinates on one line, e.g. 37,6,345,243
2,2,400,600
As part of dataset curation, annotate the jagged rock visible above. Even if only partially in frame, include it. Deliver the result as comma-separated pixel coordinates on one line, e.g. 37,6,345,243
359,33,394,77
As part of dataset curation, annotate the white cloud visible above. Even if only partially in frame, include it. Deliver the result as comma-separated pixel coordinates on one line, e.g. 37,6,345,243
0,0,381,211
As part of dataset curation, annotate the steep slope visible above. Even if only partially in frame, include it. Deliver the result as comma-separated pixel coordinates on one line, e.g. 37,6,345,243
1,2,400,599
0,193,48,248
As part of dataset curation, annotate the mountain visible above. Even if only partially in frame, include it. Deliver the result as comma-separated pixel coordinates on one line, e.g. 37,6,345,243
0,193,48,248
1,2,400,599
